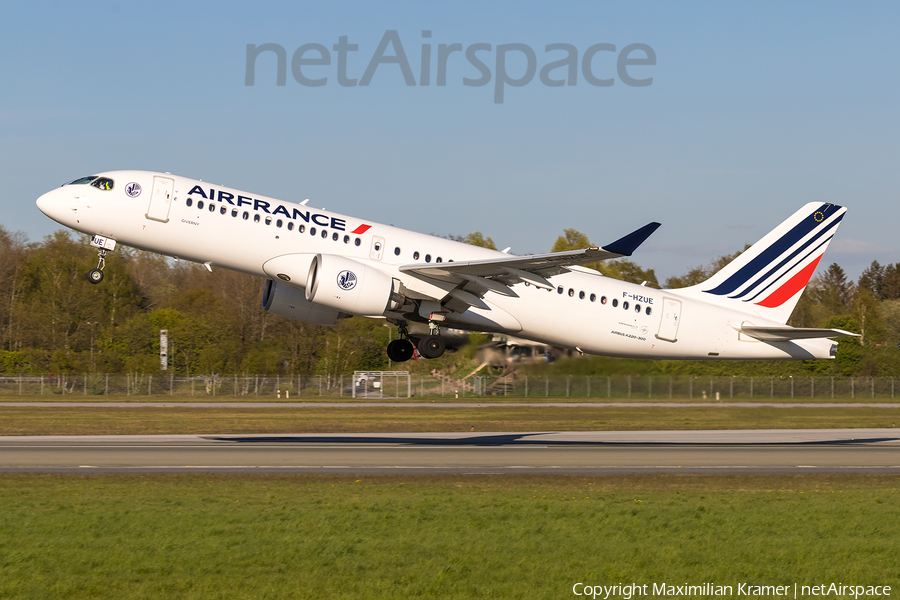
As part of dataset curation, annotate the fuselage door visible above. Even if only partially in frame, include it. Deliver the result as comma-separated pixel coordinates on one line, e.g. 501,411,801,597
656,297,682,342
370,236,385,261
146,176,174,223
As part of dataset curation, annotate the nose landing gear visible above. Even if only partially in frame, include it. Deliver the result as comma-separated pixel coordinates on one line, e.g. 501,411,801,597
87,235,116,285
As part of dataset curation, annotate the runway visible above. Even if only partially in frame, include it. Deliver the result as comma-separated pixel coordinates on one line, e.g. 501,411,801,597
1,402,899,408
2,429,899,474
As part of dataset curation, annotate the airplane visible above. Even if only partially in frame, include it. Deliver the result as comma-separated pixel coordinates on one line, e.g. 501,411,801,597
35,170,856,362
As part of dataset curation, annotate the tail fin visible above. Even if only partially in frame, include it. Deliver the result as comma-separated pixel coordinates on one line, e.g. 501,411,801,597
672,202,846,324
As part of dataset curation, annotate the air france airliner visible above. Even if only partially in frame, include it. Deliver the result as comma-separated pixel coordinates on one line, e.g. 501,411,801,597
35,171,855,362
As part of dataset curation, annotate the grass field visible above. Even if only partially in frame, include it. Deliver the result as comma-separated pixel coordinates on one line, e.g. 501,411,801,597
0,405,898,436
0,474,897,599
1,394,898,404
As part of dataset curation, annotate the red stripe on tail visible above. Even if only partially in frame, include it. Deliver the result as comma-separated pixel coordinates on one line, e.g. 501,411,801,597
754,255,823,308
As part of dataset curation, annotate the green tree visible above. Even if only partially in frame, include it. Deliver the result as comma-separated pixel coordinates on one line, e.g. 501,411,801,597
879,300,900,345
0,225,28,352
460,232,497,250
12,232,139,371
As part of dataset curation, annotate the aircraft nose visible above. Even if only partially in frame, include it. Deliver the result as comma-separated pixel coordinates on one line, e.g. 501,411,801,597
36,188,69,221
35,190,53,215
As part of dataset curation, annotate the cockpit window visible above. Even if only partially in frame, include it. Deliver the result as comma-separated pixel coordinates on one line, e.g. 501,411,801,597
91,177,114,191
64,176,98,186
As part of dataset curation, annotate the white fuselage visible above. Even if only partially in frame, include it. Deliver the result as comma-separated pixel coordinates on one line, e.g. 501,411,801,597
36,170,836,360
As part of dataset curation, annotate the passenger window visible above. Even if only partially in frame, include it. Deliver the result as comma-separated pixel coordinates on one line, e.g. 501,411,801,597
557,286,564,294
231,209,238,217
91,178,114,191
254,214,260,223
242,211,249,220
355,238,361,246
198,201,205,210
568,288,574,297
646,307,652,316
579,291,585,300
425,254,431,263
601,296,607,305
310,227,316,235
276,219,283,228
321,230,327,238
623,301,629,310
590,293,596,302
299,225,305,233
220,206,226,215
287,222,294,231
186,198,193,207
413,251,420,260
344,235,350,243
394,247,401,255
635,304,641,313
612,299,618,307
333,232,339,241
436,257,442,263
265,216,272,225
209,203,215,213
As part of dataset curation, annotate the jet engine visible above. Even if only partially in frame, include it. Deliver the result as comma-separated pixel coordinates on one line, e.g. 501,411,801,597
306,254,402,316
262,279,347,326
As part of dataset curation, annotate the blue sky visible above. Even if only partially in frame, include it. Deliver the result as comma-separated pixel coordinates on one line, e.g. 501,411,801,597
2,1,898,281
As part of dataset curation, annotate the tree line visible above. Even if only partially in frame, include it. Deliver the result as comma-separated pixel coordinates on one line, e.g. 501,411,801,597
0,225,897,377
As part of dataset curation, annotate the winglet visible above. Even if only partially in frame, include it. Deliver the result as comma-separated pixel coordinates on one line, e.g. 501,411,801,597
602,222,661,256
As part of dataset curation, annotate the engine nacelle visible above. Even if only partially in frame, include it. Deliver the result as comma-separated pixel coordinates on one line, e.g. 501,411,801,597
262,279,346,326
306,254,401,316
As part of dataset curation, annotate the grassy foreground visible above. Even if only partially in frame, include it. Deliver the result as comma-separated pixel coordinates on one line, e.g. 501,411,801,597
0,405,898,435
0,474,897,599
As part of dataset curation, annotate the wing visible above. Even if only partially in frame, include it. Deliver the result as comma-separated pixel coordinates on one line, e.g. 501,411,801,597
398,222,660,309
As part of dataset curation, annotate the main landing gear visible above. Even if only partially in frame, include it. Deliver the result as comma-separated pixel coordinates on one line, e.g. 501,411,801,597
386,320,447,363
387,323,415,362
417,319,446,359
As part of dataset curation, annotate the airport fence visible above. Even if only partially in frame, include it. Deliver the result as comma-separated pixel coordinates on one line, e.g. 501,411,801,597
0,373,898,400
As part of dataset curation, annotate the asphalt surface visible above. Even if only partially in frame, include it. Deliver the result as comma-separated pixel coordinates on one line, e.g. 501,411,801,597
2,429,899,475
1,402,899,408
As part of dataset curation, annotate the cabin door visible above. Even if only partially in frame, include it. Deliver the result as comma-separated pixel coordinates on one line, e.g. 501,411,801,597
656,297,682,342
146,176,174,222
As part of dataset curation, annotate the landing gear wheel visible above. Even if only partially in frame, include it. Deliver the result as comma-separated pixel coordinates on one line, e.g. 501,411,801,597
387,339,415,362
417,335,446,359
87,268,104,284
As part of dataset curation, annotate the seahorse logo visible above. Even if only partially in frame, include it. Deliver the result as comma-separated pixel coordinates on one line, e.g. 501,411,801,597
337,270,357,291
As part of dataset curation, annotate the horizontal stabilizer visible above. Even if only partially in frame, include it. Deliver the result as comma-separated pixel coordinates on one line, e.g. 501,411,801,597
740,326,858,342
